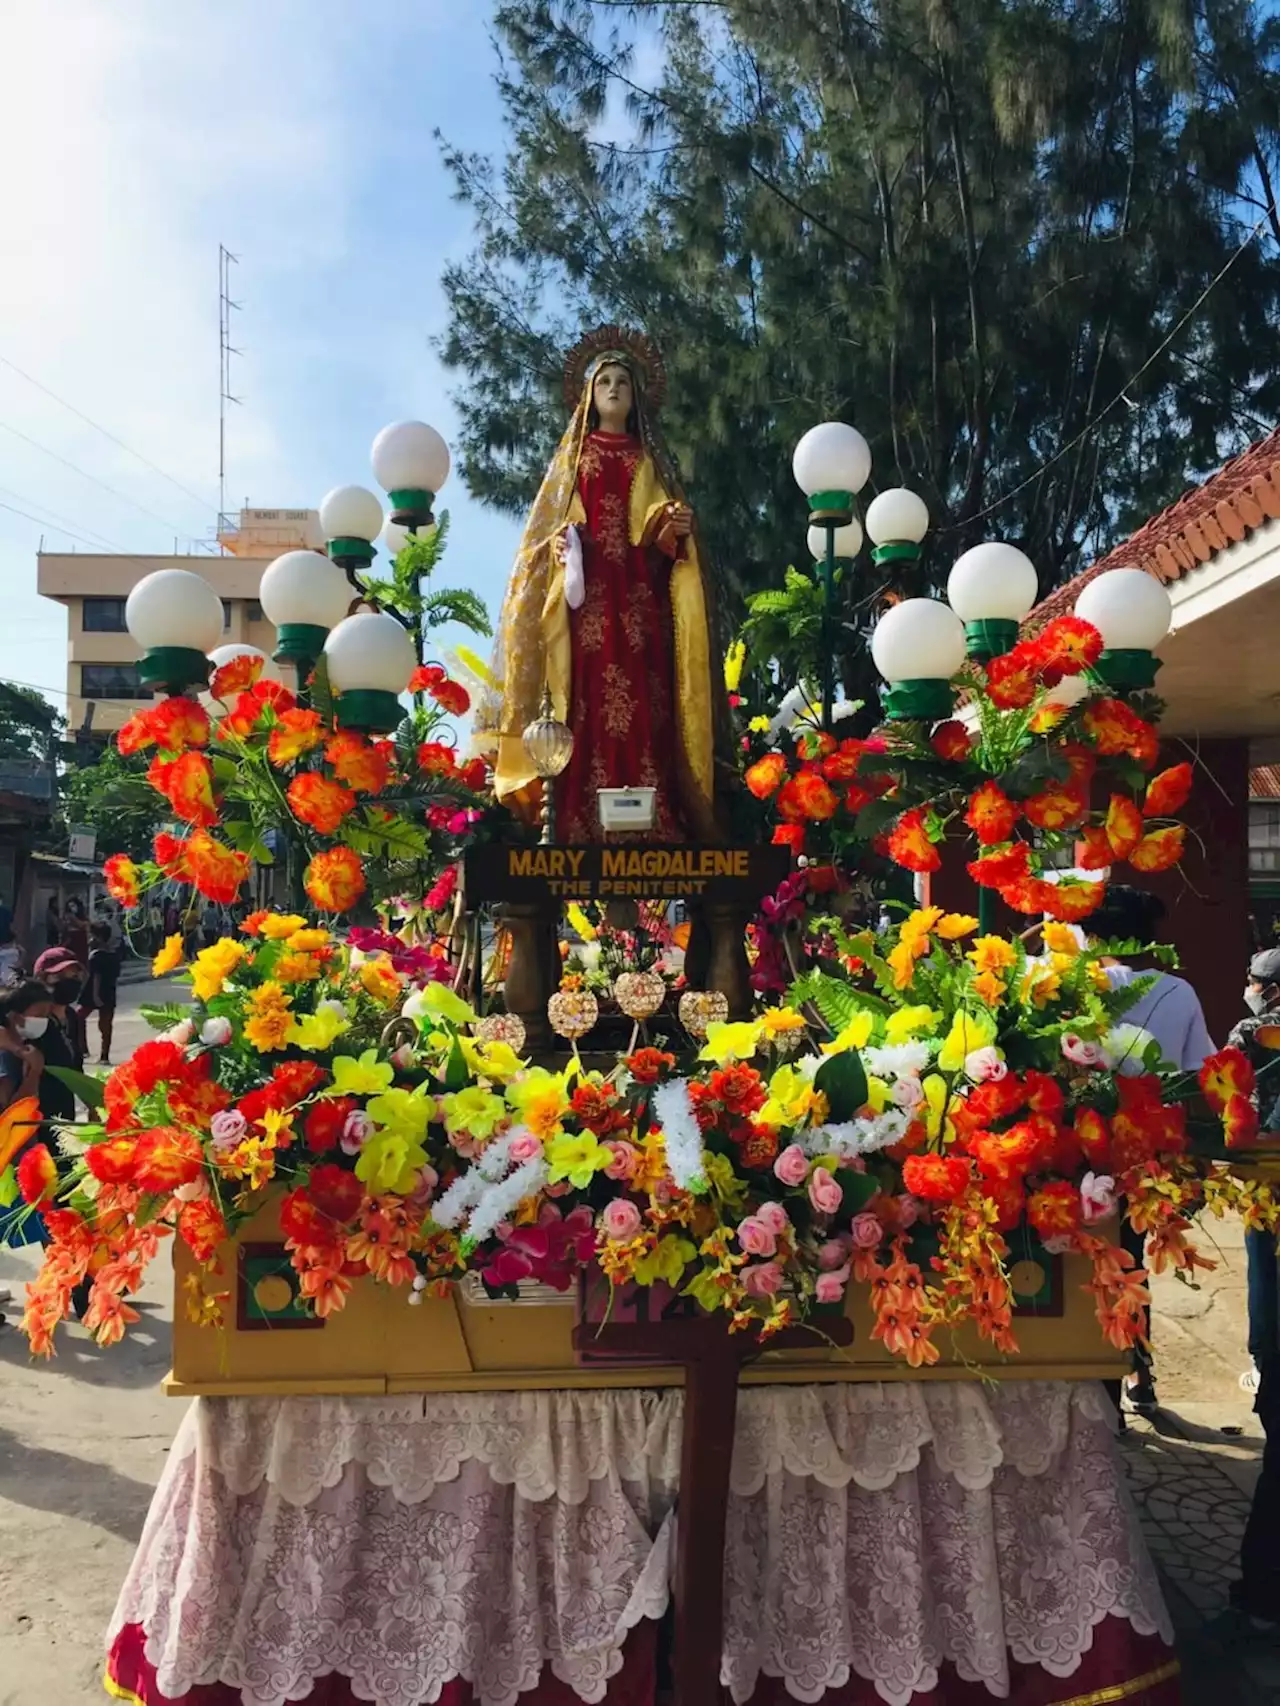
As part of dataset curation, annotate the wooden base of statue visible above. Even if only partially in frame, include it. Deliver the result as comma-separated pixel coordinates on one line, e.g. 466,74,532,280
498,900,558,1052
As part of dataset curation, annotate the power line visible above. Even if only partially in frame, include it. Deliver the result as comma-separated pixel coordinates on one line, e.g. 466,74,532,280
0,416,206,540
0,350,219,512
0,495,122,552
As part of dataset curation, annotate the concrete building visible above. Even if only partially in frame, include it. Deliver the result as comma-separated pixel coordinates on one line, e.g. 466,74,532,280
36,507,322,736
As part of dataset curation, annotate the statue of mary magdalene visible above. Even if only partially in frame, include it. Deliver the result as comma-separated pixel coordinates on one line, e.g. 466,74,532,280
474,326,718,842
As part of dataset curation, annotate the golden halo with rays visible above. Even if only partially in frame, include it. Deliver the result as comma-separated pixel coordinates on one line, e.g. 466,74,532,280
562,324,668,414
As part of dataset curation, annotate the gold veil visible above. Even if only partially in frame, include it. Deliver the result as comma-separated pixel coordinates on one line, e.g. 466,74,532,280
473,329,715,832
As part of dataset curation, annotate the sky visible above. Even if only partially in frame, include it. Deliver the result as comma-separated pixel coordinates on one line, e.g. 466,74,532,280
0,0,526,711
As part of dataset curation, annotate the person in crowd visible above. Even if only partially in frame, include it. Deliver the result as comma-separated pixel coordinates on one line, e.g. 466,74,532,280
60,896,89,966
1087,885,1216,1414
1228,948,1280,1627
83,921,120,1066
34,949,87,1072
0,923,24,989
0,981,56,1266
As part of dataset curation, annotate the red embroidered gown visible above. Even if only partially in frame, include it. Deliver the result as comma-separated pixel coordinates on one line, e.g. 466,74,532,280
555,431,685,842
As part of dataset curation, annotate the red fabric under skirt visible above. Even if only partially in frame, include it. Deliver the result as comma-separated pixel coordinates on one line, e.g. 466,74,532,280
106,1616,1180,1705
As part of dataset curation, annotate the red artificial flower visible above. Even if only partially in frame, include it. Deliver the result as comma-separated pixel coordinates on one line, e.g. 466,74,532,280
1199,1048,1256,1113
968,1125,1042,1183
1034,616,1103,676
1224,1095,1261,1149
116,710,156,757
458,757,488,793
148,696,211,753
150,750,219,827
16,1142,58,1205
708,1063,767,1118
185,831,250,904
273,1060,329,1107
428,677,471,716
965,781,1019,847
84,1135,139,1184
1143,762,1193,819
570,1082,629,1137
626,1048,675,1084
1104,794,1144,859
1027,1180,1082,1238
1082,698,1159,768
132,1127,205,1194
1129,826,1185,873
1023,1070,1065,1118
1060,744,1097,787
209,652,264,702
790,771,839,821
931,720,973,762
326,731,391,795
821,739,870,782
409,664,446,694
1039,878,1105,922
887,809,941,874
1074,1108,1112,1167
288,773,357,835
985,647,1039,710
153,831,191,879
305,846,366,912
771,823,806,856
178,1198,228,1261
901,1152,972,1203
425,865,458,913
103,853,141,909
267,708,326,767
968,840,1031,891
306,1163,364,1224
417,741,457,775
1023,787,1088,831
305,1095,357,1154
1077,826,1114,872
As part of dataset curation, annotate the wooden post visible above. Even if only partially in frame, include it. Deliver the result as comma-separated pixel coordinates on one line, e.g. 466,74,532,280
704,898,753,1019
500,900,557,1052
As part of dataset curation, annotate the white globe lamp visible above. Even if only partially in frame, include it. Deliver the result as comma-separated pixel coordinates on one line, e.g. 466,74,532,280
125,569,225,695
319,484,384,571
379,519,412,558
371,421,451,530
807,517,863,562
947,542,1040,660
865,489,930,564
1074,569,1172,690
324,609,417,732
792,422,871,522
871,597,966,721
259,549,354,677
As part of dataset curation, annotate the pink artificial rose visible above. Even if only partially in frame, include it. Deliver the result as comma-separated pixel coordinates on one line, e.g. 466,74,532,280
742,1260,785,1298
390,1044,417,1072
409,1165,439,1206
895,1195,922,1231
340,1110,373,1156
807,1166,842,1216
815,1265,850,1305
1062,1033,1105,1068
737,1216,778,1259
773,1144,809,1187
509,1131,543,1164
162,1018,196,1046
755,1200,790,1237
603,1139,640,1181
1080,1170,1117,1224
210,1109,246,1149
849,1212,884,1251
600,1198,643,1242
964,1046,1007,1083
891,1076,925,1110
817,1237,850,1271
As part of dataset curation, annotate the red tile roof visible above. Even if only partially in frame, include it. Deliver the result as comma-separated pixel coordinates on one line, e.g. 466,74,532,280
1030,425,1280,627
1252,766,1280,800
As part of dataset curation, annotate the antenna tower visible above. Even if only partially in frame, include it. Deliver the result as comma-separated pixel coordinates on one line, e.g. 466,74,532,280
218,244,242,540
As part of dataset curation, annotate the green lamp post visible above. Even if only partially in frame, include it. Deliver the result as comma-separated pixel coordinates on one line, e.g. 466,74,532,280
259,549,354,700
320,484,385,578
792,421,871,730
870,596,967,724
865,488,931,572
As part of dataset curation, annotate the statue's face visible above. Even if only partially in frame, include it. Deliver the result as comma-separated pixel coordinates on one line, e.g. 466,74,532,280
592,362,634,430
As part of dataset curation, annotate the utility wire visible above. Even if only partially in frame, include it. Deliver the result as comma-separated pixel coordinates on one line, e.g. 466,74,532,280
0,350,219,512
0,417,207,540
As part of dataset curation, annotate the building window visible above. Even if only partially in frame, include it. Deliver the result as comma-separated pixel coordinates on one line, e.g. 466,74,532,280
1250,804,1280,875
247,600,264,623
80,663,151,700
222,599,233,630
81,597,128,633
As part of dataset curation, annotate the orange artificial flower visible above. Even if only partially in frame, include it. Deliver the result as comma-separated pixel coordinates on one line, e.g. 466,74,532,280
268,708,326,767
84,1135,140,1185
178,1198,228,1261
132,1127,206,1194
240,910,270,936
1224,1095,1261,1149
209,651,264,702
902,1153,971,1202
288,773,357,835
153,831,192,879
417,741,457,775
1104,794,1144,859
1023,787,1088,831
304,845,366,912
151,751,219,827
103,853,141,909
1040,878,1105,922
785,770,839,822
965,781,1019,847
325,731,391,795
185,830,250,904
429,677,471,716
1143,762,1193,819
1027,1180,1083,1238
887,808,941,874
1199,1047,1256,1113
968,841,1031,890
148,696,211,753
1074,1108,1111,1167
16,1142,58,1205
116,710,156,756
1129,825,1185,873
931,720,973,762
1082,698,1158,767
1076,826,1113,871
984,647,1039,709
218,679,297,739
771,823,805,856
1033,615,1103,676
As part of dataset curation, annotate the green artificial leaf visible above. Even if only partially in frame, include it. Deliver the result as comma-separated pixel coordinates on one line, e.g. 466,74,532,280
789,971,887,1032
0,1165,17,1209
44,1065,107,1113
813,1049,868,1122
310,653,336,723
444,1034,468,1092
140,1002,187,1030
836,1167,878,1214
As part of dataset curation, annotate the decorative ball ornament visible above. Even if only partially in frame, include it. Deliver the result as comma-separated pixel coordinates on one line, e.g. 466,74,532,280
476,1012,528,1052
548,985,599,1041
324,609,417,732
614,971,666,1020
807,518,863,562
678,989,729,1040
125,568,225,694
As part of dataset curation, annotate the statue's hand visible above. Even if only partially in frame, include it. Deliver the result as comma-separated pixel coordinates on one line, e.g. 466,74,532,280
667,503,694,539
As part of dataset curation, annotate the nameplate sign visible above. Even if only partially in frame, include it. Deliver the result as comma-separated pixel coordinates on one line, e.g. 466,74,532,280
464,843,792,903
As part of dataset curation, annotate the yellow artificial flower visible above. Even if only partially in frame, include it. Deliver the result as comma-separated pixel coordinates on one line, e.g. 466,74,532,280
507,1067,571,1139
260,1106,294,1148
191,938,245,1004
243,981,294,1052
921,1073,950,1139
356,1130,428,1196
472,1040,526,1083
699,1020,764,1065
1019,963,1063,1009
748,715,770,734
440,1085,507,1141
218,1135,277,1191
759,1006,808,1043
367,1084,436,1143
972,971,1007,1006
566,902,597,943
412,982,476,1028
723,638,746,692
937,1009,998,1073
884,1005,938,1043
288,1004,350,1052
286,927,331,952
633,1235,696,1287
968,936,1018,975
546,1131,611,1189
454,642,500,689
275,951,323,985
359,954,403,1007
864,1075,889,1113
152,933,184,977
329,1049,396,1098
821,1010,875,1054
936,914,979,940
887,941,919,991
632,1131,670,1197
760,1064,826,1129
1041,922,1083,958
259,913,308,941
900,905,943,948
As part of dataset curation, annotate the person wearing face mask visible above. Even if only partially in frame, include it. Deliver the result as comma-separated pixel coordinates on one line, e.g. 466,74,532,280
0,981,56,1263
33,949,87,1084
1227,948,1280,1629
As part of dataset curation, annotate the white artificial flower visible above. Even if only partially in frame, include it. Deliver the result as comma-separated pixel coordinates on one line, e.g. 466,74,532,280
1101,1024,1161,1076
891,1075,925,1110
652,1078,707,1194
1080,1171,1117,1224
865,1042,931,1078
